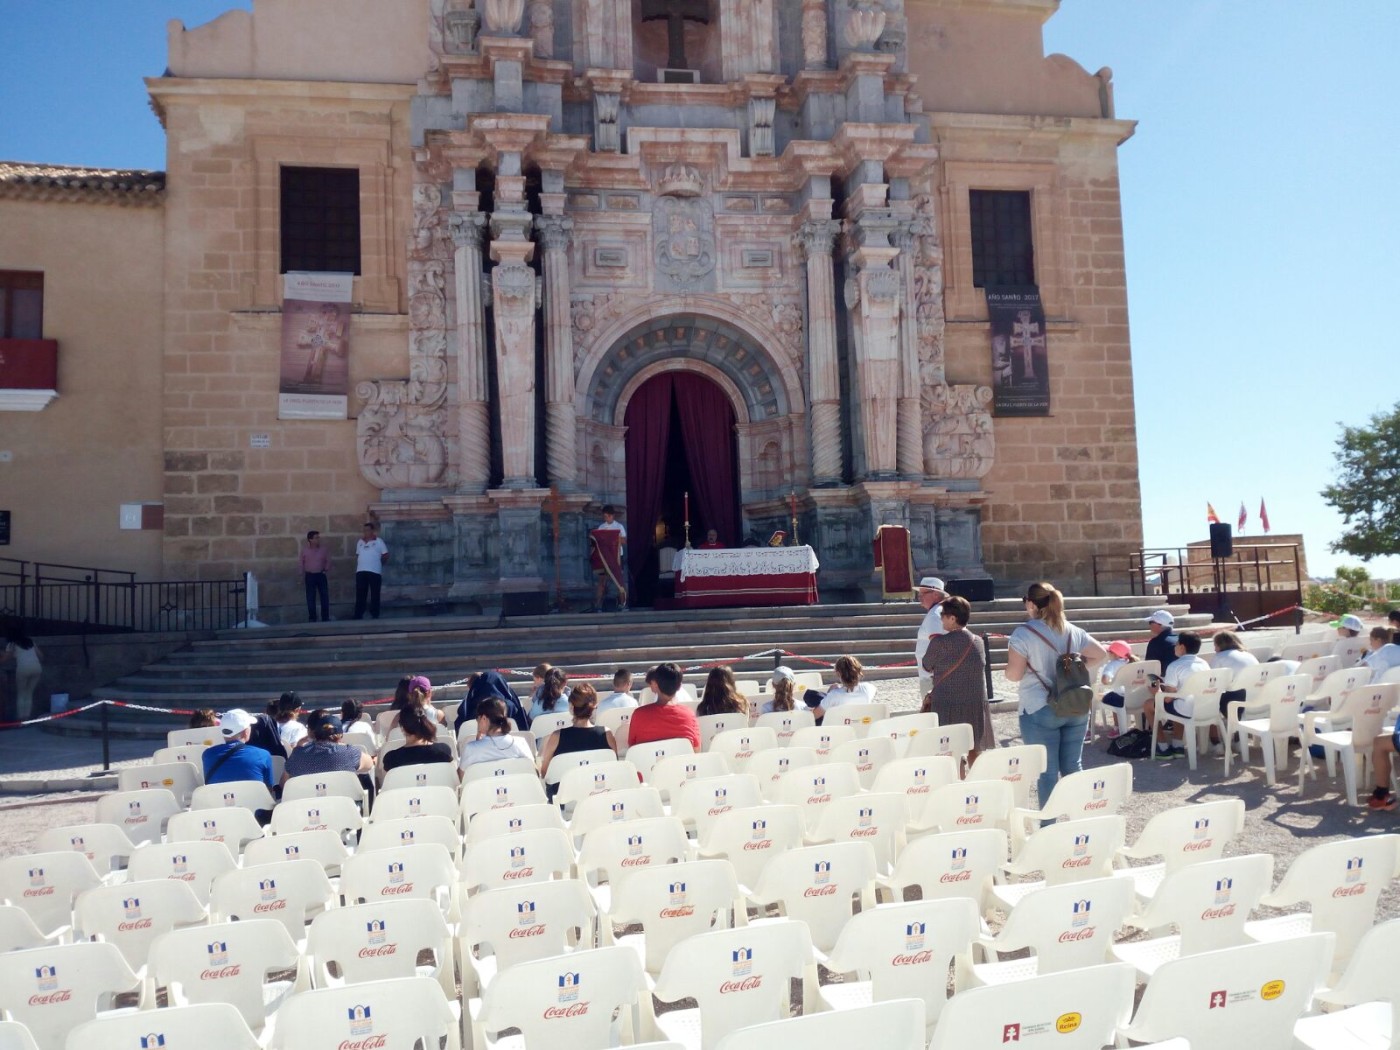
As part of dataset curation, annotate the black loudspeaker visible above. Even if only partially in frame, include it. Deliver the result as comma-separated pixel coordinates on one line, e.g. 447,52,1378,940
946,578,995,603
501,590,550,617
1209,522,1233,559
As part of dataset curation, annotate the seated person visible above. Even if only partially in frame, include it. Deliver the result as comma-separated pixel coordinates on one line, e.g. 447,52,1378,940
1143,631,1212,759
812,656,876,718
696,666,748,717
529,666,572,721
698,529,724,550
459,697,536,770
1144,610,1178,677
1209,629,1260,713
202,708,276,790
455,670,531,734
596,667,638,712
340,698,379,751
381,702,456,775
1362,626,1400,675
760,668,796,715
1097,639,1135,709
282,710,374,786
627,662,700,751
1332,613,1365,657
538,683,619,797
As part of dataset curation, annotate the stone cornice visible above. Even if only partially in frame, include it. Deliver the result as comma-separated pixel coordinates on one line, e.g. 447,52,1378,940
906,0,1060,24
929,110,1138,146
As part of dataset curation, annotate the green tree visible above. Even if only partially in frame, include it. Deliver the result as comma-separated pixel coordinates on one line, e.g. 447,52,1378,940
1321,403,1400,560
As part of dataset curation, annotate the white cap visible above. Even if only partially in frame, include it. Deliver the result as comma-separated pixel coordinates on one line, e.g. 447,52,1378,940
1146,610,1174,628
1331,614,1365,633
917,577,947,592
771,666,796,683
219,708,255,737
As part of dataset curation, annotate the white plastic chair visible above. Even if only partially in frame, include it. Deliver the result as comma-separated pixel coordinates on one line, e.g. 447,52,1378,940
95,788,181,847
991,815,1126,912
459,877,599,995
827,736,895,790
595,707,637,755
1379,665,1400,686
749,841,877,954
1304,663,1374,712
748,746,819,802
965,744,1047,809
649,752,732,805
713,999,925,1050
604,859,745,976
1283,640,1333,664
381,762,459,793
1243,833,1400,971
125,839,238,906
1112,853,1275,979
269,795,364,844
542,747,619,790
866,712,941,760
697,712,749,752
673,773,763,840
190,780,276,813
340,842,457,920
962,875,1136,986
629,738,698,783
929,961,1137,1050
358,814,463,862
281,771,367,815
567,785,667,846
242,828,350,874
1295,917,1400,1049
460,772,548,826
908,779,1015,837
1096,659,1159,735
0,1020,40,1050
369,785,459,824
708,727,779,772
555,759,642,810
65,1002,259,1050
210,859,335,942
463,802,567,846
33,824,136,878
808,792,908,874
819,898,979,1030
0,851,103,937
1300,682,1400,805
531,710,574,743
652,920,818,1050
753,708,815,745
824,702,890,735
461,755,538,782
1226,673,1311,783
306,897,454,997
1009,763,1133,848
775,761,863,836
869,754,959,803
1112,798,1247,902
905,721,975,768
149,918,301,1033
1117,934,1334,1049
268,975,461,1050
0,941,139,1050
577,816,693,915
168,727,222,750
72,878,207,973
695,804,805,894
166,807,265,855
470,945,650,1050
0,904,61,952
459,826,576,894
1150,668,1233,769
117,761,203,807
789,724,857,759
877,827,1009,910
152,744,210,768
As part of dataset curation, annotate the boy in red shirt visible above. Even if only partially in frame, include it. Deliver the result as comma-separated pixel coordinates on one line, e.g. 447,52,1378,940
627,662,700,751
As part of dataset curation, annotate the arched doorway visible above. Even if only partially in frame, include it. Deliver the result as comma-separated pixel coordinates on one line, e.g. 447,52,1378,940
624,371,741,606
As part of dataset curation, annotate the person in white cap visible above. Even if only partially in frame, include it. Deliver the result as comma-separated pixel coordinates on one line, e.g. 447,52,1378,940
915,577,949,699
1144,610,1177,678
201,708,276,789
1331,614,1366,661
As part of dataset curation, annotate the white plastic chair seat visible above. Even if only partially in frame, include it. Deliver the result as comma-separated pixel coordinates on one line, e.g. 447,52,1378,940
748,746,818,802
461,755,537,782
369,785,459,824
990,815,1126,912
1225,674,1311,784
168,727,222,749
268,795,363,844
965,744,1047,809
380,762,459,793
459,878,599,995
865,712,940,759
149,918,301,1033
190,780,276,813
1299,683,1399,806
0,851,103,937
823,702,890,734
166,808,265,856
531,710,573,743
774,761,863,836
210,858,335,944
1149,668,1232,769
306,897,454,998
1294,1001,1394,1050
567,786,666,847
712,999,925,1050
460,772,548,826
359,814,462,861
340,842,458,920
0,941,140,1050
908,779,1015,838
125,838,238,906
748,841,877,955
629,738,697,783
33,824,137,879
269,975,461,1050
807,791,907,874
464,802,567,845
281,771,367,815
1111,798,1246,904
828,736,895,790
595,707,637,755
65,1001,260,1050
0,904,62,952
708,727,779,773
577,816,693,916
95,788,182,847
877,827,1008,911
695,804,804,894
869,754,959,802
604,859,744,977
73,877,208,974
753,709,815,746
649,752,732,805
1009,763,1133,848
697,712,749,752
117,762,203,807
788,724,856,759
673,773,762,840
904,722,975,767
0,1020,39,1050
555,759,642,810
459,826,576,894
542,746,619,789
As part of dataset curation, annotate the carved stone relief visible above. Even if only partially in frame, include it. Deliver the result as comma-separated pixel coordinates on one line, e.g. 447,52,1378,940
922,383,994,479
653,195,717,291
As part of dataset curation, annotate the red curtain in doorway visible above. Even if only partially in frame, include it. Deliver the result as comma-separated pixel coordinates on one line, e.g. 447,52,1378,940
623,374,674,575
672,372,740,546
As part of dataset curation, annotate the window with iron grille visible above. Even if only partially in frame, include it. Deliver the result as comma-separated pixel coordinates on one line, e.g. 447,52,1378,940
280,166,361,275
0,271,44,339
969,189,1034,288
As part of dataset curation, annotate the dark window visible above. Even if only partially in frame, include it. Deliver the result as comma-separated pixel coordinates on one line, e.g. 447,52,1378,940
280,166,361,275
969,189,1034,288
0,271,44,339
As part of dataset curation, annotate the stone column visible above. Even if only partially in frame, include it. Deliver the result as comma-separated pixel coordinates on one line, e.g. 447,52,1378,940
797,219,844,486
845,220,902,478
489,149,539,488
450,210,491,493
535,213,577,489
891,220,924,479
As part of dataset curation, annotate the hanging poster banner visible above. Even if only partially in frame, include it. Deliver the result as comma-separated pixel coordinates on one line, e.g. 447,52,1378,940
986,285,1050,416
278,271,353,420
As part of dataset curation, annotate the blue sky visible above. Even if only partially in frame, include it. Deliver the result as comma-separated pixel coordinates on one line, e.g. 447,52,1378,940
3,1,1398,580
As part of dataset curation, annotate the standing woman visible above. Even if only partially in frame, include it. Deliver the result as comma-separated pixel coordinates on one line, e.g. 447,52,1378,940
920,595,995,767
1004,581,1106,805
538,683,618,793
3,625,42,721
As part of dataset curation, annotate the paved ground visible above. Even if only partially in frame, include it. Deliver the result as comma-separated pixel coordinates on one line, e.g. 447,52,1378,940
3,623,1396,923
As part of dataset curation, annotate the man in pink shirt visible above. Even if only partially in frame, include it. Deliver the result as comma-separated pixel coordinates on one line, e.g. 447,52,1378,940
299,530,332,621
627,662,700,751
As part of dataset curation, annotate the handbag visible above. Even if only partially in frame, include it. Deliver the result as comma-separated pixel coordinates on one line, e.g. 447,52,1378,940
1025,622,1094,718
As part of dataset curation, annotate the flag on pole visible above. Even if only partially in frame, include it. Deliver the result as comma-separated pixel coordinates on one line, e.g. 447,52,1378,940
1260,499,1270,534
1206,503,1220,524
1237,502,1247,533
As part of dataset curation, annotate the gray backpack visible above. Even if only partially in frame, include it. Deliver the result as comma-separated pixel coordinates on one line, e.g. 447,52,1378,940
1026,623,1094,718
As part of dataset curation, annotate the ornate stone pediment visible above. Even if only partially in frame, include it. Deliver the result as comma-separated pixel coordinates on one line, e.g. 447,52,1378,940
653,194,717,291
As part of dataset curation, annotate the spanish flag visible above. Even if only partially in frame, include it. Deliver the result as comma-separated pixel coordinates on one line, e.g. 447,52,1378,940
1206,503,1220,524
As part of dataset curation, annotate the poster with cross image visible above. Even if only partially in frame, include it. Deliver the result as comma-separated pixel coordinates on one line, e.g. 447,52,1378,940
986,285,1050,416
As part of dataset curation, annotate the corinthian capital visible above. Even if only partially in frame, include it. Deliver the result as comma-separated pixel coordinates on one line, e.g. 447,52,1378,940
795,218,842,260
534,214,574,252
450,211,487,249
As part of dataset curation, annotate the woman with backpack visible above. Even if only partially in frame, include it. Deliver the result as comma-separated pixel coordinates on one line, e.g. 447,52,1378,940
1004,581,1107,806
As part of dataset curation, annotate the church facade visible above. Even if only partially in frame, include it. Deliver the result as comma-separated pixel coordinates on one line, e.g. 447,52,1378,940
0,0,1142,617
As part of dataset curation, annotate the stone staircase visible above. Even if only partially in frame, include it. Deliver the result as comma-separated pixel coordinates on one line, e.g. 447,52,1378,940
63,596,1211,738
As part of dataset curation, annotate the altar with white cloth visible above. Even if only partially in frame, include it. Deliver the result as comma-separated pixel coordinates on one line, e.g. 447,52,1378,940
671,545,820,609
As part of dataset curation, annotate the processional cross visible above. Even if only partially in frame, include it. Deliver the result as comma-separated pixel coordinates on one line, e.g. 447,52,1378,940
1009,309,1046,383
640,0,711,70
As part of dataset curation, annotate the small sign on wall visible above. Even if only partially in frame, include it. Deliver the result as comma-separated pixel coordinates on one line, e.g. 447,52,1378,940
250,433,271,448
119,503,164,530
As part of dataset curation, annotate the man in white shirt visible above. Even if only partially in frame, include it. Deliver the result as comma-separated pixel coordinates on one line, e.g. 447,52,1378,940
596,667,638,712
352,522,389,620
1145,631,1211,758
591,504,628,612
914,576,948,699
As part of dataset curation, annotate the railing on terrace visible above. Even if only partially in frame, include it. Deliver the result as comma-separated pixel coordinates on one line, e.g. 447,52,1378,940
0,558,245,634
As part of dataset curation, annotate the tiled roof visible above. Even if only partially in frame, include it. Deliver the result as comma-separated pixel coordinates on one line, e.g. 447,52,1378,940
0,161,166,205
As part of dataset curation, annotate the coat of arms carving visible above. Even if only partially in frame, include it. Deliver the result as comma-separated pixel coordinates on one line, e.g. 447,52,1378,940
653,195,716,291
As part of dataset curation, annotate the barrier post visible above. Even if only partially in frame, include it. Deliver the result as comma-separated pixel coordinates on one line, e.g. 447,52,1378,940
99,701,111,773
773,650,782,672
1295,604,1304,636
980,632,993,699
